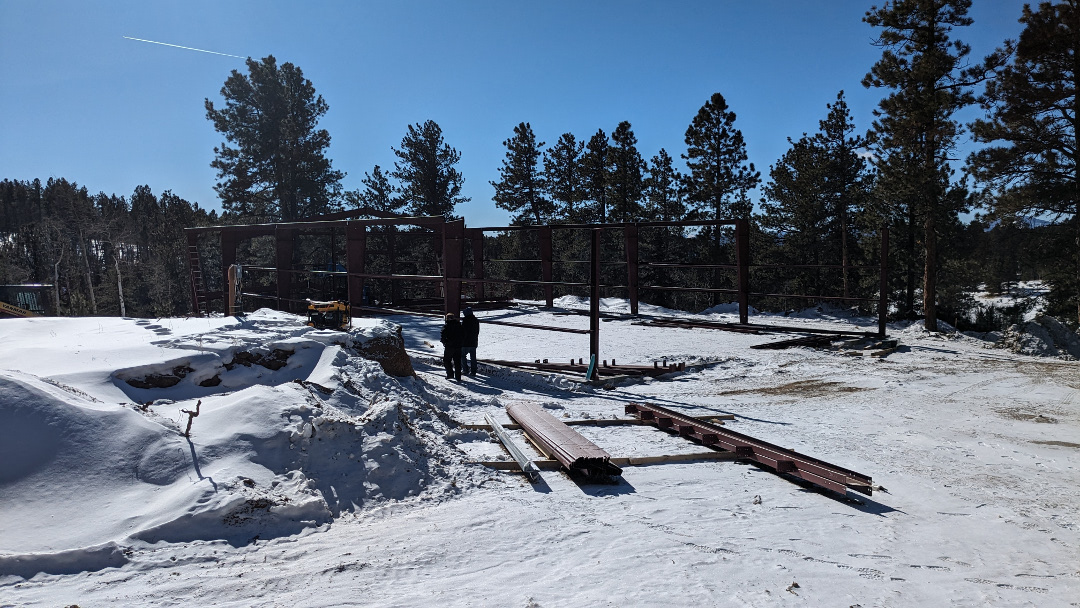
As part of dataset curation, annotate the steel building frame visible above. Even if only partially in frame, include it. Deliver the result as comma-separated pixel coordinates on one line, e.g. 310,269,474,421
185,215,889,363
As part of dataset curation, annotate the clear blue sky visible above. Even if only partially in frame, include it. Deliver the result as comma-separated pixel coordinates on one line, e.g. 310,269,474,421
1,0,1028,226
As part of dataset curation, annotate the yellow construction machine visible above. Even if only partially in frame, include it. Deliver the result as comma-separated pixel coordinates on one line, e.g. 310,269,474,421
306,300,351,330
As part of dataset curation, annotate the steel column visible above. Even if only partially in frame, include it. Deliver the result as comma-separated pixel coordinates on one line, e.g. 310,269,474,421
443,219,464,316
275,227,294,312
878,226,889,337
539,225,553,307
346,221,367,310
467,228,486,302
590,228,601,361
736,219,750,324
625,223,639,315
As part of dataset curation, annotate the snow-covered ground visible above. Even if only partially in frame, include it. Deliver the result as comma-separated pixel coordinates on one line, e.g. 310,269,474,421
973,281,1048,322
1,303,1078,606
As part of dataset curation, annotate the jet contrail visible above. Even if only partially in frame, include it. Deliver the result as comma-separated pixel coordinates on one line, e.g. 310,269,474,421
123,36,244,58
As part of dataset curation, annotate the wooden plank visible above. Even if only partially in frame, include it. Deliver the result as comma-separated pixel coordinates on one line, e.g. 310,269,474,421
462,414,734,431
613,452,738,466
477,460,561,471
472,451,736,471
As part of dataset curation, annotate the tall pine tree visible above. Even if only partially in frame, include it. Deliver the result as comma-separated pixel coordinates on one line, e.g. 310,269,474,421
345,165,400,215
969,1,1080,325
581,129,611,223
543,133,585,222
644,149,686,223
205,55,344,222
491,122,552,225
760,91,871,299
608,121,645,223
682,92,760,221
863,0,977,331
391,120,469,219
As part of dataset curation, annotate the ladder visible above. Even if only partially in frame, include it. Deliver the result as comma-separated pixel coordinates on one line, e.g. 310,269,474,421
187,243,209,317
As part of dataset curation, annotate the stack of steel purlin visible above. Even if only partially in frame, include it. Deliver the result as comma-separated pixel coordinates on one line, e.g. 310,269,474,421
506,403,622,480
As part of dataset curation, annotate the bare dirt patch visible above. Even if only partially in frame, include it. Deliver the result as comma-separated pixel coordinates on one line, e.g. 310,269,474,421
1032,440,1080,449
719,379,868,398
995,408,1058,423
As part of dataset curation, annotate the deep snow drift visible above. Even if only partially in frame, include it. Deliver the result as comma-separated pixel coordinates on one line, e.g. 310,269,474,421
0,311,484,578
1,303,1078,606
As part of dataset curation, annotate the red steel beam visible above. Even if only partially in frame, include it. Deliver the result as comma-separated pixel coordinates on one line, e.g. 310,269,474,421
507,403,622,479
625,402,873,496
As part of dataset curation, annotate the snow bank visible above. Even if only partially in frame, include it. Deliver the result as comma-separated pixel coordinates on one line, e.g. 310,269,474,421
0,311,476,578
999,314,1080,359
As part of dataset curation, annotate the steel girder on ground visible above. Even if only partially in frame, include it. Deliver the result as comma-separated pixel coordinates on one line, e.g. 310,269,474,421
625,402,873,496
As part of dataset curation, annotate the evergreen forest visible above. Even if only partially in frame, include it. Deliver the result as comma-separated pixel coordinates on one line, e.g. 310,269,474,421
1,1,1076,332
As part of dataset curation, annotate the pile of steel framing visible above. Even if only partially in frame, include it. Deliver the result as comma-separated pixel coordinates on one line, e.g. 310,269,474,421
479,401,873,498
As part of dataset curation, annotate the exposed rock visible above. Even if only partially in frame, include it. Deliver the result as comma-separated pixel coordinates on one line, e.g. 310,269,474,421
356,326,414,377
124,365,193,389
224,349,292,371
198,375,222,387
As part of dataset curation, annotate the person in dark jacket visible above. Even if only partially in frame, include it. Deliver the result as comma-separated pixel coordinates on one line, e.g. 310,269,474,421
440,312,463,380
460,307,479,376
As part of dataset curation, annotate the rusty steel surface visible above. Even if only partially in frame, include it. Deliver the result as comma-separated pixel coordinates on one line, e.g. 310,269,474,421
506,403,622,479
625,402,873,496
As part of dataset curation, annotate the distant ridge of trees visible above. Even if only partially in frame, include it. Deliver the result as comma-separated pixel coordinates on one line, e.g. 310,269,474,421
8,0,1080,330
0,178,216,317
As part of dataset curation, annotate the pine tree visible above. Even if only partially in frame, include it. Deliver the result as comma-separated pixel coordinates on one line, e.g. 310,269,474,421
391,120,469,219
345,165,400,215
644,149,686,223
863,0,978,331
864,0,984,330
491,122,552,225
608,121,645,223
205,55,344,222
682,92,761,221
641,149,688,307
760,91,871,299
543,133,585,222
581,129,610,223
968,1,1080,325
